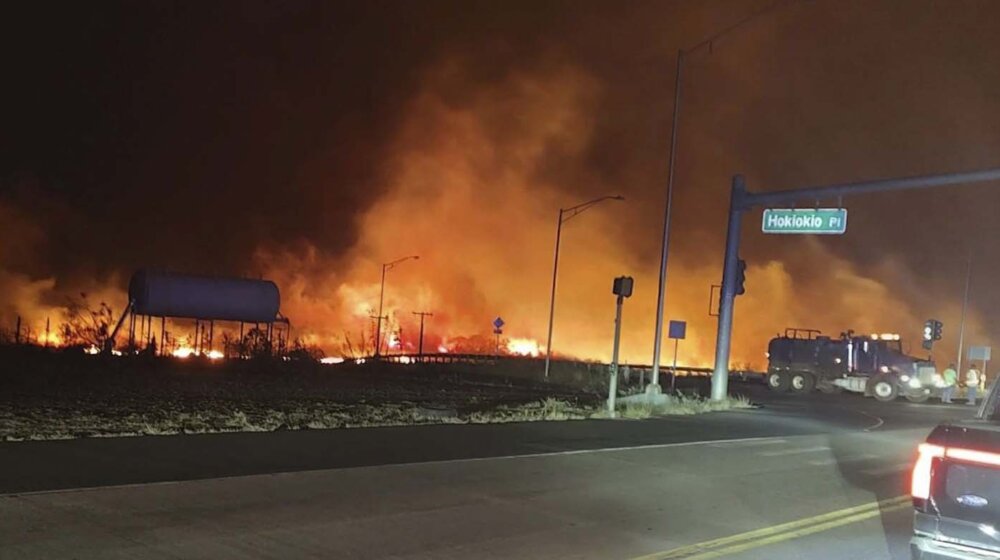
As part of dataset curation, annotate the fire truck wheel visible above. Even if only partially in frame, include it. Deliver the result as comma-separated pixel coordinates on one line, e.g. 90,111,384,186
767,371,791,393
871,374,899,402
790,372,816,393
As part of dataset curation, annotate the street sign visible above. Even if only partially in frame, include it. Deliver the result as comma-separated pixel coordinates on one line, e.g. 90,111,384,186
493,317,505,330
668,320,686,340
969,346,991,361
762,208,847,235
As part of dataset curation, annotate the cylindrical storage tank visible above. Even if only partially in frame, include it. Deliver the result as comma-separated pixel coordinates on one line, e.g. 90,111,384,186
129,270,280,323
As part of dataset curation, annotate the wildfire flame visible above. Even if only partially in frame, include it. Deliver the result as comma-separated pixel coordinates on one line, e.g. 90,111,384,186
506,338,541,357
171,346,224,360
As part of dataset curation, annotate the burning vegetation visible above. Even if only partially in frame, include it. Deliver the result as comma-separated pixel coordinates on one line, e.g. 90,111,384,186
0,3,994,369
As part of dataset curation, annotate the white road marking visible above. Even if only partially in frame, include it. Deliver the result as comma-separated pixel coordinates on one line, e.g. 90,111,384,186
850,453,881,461
708,438,788,448
807,458,838,466
859,410,885,432
860,462,912,476
759,445,830,457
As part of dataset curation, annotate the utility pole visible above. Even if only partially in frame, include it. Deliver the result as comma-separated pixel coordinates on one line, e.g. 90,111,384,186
412,311,433,360
957,250,972,375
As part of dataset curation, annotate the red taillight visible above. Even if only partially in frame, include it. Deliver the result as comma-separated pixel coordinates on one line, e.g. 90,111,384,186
912,443,944,500
911,443,1000,499
945,447,1000,467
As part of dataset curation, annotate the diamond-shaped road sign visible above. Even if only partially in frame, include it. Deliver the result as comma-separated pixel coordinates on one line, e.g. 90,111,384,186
493,317,505,330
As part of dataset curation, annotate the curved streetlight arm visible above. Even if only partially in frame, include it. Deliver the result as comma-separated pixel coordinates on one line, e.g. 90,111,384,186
684,0,794,57
383,254,420,272
560,195,625,224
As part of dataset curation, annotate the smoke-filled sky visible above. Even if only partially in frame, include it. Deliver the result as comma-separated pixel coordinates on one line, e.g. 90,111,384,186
3,0,1000,366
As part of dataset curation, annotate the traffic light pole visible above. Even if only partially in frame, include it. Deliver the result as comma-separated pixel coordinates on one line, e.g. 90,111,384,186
711,167,1000,401
711,176,746,401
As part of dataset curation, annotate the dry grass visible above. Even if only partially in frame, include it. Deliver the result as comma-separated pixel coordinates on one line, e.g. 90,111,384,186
0,398,607,441
0,393,758,440
617,393,755,419
0,393,758,441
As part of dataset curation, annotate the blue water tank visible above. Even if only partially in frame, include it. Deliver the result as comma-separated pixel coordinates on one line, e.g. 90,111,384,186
128,270,281,323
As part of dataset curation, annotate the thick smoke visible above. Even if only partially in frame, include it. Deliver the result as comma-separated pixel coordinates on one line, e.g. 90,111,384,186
1,0,997,367
259,53,987,367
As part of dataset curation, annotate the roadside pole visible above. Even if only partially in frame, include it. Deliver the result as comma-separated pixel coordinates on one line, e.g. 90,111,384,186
608,276,634,417
668,319,687,393
671,339,680,392
608,293,623,417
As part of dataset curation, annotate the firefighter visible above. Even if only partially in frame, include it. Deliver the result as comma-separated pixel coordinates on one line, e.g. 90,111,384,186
941,363,958,404
966,364,982,406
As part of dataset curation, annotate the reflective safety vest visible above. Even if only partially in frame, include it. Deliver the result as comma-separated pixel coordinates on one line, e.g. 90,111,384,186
966,368,981,387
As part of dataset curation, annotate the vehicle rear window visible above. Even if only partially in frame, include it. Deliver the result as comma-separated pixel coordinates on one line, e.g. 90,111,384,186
941,462,1000,523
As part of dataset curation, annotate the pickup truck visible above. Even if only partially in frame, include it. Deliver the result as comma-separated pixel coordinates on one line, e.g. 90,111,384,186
911,380,1000,559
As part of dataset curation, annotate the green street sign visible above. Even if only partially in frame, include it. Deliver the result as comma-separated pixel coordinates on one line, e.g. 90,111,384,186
761,208,847,235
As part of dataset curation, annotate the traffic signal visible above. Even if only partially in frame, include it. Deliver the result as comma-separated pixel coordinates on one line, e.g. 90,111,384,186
922,319,943,350
735,258,747,296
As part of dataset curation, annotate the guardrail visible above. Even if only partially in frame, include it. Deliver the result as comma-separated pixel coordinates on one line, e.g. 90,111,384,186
364,353,759,378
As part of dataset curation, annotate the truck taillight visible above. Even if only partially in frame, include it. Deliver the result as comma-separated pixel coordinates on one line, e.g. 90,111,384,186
911,443,1000,500
946,447,1000,467
912,443,944,500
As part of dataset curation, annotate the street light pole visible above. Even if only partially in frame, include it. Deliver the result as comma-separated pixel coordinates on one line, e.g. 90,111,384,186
375,255,419,358
650,49,684,392
649,0,796,393
543,195,624,379
544,211,564,377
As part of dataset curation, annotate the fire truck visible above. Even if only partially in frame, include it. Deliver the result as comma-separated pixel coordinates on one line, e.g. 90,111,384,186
766,328,942,403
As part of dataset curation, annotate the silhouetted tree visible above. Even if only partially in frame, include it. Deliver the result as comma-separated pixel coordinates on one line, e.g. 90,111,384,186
60,293,114,349
287,338,325,361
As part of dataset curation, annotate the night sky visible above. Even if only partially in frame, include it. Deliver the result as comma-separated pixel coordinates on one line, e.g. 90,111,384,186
3,0,1000,364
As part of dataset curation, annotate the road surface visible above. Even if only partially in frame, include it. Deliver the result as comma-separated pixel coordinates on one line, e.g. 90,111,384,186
0,383,977,559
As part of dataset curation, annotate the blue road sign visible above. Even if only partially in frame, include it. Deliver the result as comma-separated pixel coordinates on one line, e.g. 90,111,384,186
668,320,686,340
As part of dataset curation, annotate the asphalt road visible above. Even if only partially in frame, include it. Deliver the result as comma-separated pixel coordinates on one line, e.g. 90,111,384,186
0,383,979,559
